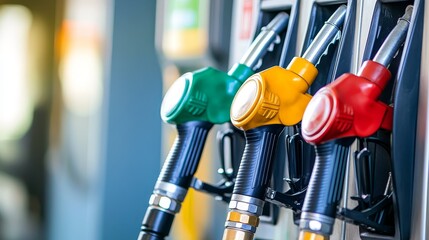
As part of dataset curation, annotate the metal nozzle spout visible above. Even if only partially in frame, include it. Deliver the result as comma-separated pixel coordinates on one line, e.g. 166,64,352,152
326,5,347,27
302,5,347,65
264,11,290,33
373,5,413,67
239,12,289,69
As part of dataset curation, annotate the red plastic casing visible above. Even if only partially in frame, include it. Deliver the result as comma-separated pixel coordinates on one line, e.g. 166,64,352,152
301,60,393,144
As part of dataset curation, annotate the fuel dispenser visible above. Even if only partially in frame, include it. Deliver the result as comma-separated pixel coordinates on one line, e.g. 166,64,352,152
243,1,361,239
215,0,301,229
222,5,353,240
144,0,426,239
299,2,423,239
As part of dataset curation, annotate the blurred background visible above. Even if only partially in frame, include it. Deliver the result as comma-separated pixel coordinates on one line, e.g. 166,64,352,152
0,0,163,239
0,0,240,239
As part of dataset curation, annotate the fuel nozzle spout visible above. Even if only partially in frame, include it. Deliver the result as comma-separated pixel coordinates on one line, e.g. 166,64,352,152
238,12,289,70
302,5,347,65
284,5,347,90
373,5,413,67
357,5,412,99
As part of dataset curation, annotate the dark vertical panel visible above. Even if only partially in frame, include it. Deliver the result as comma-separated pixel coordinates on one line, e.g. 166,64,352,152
100,0,162,239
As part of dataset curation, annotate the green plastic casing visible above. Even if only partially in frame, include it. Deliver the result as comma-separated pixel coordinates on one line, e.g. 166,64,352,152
162,63,254,124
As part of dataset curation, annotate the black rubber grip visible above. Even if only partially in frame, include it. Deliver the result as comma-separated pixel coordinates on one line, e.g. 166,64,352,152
158,121,213,188
302,138,354,218
139,208,175,240
233,125,284,199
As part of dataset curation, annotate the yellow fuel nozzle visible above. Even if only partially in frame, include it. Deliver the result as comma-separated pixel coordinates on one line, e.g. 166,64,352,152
230,57,317,130
223,6,348,240
230,5,347,131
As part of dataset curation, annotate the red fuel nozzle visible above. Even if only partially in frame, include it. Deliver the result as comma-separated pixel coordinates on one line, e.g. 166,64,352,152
301,5,412,144
299,7,413,239
301,60,393,144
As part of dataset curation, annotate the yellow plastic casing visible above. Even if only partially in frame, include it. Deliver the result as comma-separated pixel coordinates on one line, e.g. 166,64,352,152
231,57,318,131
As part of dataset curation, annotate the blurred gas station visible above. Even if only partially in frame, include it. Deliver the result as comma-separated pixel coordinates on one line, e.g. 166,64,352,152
0,0,235,239
0,0,164,239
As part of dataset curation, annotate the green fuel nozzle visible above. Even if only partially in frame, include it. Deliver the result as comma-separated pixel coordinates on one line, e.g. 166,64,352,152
160,12,289,125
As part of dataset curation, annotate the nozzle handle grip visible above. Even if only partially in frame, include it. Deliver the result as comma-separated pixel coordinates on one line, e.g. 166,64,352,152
158,121,213,188
139,121,212,239
233,125,284,199
300,138,354,235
